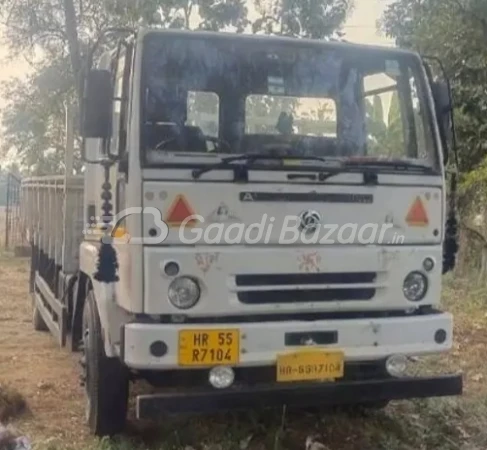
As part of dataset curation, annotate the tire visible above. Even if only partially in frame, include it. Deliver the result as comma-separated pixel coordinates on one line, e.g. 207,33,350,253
32,294,48,332
82,290,129,436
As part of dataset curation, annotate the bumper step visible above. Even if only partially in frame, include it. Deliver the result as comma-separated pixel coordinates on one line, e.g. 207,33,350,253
136,374,463,419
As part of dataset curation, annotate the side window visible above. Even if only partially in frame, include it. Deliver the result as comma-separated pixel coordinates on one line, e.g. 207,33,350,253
186,91,219,138
408,69,432,162
110,43,133,157
363,72,405,157
363,67,433,163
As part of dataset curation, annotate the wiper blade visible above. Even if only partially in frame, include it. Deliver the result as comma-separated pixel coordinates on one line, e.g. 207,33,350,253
191,153,328,180
192,153,381,185
344,159,436,173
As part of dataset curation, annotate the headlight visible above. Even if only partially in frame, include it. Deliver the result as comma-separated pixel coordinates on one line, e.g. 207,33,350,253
168,277,200,309
403,271,428,302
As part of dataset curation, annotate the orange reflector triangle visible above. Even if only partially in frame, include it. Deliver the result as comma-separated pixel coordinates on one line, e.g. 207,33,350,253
406,197,429,227
165,195,197,227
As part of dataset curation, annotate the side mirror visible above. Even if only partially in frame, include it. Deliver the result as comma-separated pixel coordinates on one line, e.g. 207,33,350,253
432,80,452,116
432,80,454,163
82,69,113,139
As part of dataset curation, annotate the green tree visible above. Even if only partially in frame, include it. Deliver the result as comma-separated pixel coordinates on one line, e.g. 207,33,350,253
252,0,352,38
382,0,487,271
0,0,250,173
381,0,487,173
365,93,404,157
1,57,79,174
386,92,405,156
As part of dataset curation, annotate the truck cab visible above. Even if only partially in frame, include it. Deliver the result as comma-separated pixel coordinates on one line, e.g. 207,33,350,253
25,28,462,436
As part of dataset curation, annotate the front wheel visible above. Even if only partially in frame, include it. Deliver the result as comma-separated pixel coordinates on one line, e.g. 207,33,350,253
81,291,129,436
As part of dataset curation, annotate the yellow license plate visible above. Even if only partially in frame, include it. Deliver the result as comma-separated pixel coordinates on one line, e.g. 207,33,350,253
276,350,344,382
178,329,240,366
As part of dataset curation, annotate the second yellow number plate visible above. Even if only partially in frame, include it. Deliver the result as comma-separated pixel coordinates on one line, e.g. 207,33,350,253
277,350,344,382
178,329,240,366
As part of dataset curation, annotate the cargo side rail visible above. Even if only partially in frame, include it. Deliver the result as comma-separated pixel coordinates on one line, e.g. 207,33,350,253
21,175,84,346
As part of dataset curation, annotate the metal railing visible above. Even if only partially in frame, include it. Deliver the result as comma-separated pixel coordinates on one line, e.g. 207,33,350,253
21,175,84,272
3,172,26,250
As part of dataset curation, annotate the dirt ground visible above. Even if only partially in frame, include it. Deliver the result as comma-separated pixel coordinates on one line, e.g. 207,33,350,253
1,253,487,450
0,256,91,447
0,208,6,247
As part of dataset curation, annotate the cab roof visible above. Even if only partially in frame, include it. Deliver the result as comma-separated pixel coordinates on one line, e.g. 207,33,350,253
137,27,417,61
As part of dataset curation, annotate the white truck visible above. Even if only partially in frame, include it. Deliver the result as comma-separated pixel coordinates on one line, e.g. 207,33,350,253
21,28,462,436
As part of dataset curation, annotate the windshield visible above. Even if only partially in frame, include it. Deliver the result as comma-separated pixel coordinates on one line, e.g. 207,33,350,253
141,33,438,170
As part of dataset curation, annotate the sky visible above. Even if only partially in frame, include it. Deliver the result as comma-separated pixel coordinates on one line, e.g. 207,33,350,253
342,0,393,46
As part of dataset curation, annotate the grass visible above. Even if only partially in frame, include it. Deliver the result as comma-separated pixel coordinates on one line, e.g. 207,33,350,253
29,397,487,450
89,276,487,450
2,255,487,450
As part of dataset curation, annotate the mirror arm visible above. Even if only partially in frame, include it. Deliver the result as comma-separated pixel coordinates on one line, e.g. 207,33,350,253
81,156,119,166
80,137,120,166
119,153,129,177
85,27,135,72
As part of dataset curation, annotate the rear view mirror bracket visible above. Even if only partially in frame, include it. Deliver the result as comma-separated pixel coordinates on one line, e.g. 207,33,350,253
80,27,136,165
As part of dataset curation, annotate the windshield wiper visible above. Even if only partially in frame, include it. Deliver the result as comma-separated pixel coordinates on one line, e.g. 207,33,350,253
192,153,383,185
344,159,437,174
192,153,330,180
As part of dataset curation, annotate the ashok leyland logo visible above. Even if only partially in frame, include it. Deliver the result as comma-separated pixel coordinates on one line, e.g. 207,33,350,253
298,210,322,234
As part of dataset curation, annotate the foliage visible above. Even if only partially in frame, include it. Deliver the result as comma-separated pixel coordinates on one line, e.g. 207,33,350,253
382,0,487,178
365,93,404,157
1,59,77,174
253,0,352,38
0,0,354,175
0,0,128,174
381,0,487,270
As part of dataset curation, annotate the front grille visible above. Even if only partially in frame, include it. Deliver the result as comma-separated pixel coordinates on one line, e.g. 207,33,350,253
236,272,377,304
236,272,376,286
238,289,375,304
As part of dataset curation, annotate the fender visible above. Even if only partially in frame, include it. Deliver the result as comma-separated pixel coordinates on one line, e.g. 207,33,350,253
79,241,134,358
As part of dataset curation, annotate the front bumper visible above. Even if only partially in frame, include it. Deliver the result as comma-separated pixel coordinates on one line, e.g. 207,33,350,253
136,374,463,418
122,311,453,370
